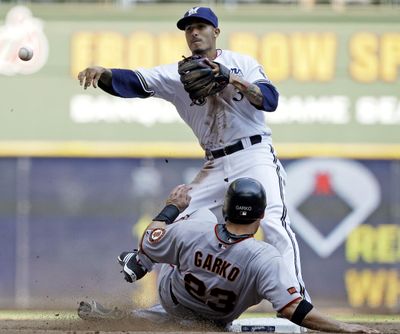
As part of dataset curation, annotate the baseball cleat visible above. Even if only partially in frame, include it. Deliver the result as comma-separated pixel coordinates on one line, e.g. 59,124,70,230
77,300,126,320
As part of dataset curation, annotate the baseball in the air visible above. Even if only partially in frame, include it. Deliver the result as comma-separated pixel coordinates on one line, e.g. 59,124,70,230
18,47,33,61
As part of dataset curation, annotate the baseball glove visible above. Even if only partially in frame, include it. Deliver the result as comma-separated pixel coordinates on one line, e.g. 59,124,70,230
178,55,230,106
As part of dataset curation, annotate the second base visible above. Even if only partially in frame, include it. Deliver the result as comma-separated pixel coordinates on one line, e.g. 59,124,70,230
228,317,306,333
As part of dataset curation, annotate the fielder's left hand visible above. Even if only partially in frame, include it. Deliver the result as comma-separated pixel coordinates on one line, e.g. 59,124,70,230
165,184,192,212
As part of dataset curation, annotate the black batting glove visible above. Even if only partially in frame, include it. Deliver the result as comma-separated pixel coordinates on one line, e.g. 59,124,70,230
118,250,148,283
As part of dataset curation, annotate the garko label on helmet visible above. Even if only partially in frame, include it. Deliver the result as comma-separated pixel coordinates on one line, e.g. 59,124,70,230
223,177,267,224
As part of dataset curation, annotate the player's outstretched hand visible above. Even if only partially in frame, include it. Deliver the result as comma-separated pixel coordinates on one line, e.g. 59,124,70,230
117,250,148,283
78,66,112,89
166,184,192,212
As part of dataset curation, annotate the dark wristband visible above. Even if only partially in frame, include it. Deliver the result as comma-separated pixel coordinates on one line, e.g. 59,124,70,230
291,299,313,326
153,204,180,225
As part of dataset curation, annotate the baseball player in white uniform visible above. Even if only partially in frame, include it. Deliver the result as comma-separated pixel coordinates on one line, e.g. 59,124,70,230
78,7,307,298
78,179,378,334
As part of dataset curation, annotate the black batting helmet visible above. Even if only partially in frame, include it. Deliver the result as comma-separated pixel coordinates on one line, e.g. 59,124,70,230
223,177,267,224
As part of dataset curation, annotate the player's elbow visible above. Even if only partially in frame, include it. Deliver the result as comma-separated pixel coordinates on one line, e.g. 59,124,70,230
268,95,279,111
256,82,279,111
278,299,300,320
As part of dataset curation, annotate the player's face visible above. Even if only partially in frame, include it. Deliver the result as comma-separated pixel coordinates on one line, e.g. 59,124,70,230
184,20,220,56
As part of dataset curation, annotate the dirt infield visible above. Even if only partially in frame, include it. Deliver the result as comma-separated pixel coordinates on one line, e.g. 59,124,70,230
0,313,227,334
1,318,219,334
1,317,399,334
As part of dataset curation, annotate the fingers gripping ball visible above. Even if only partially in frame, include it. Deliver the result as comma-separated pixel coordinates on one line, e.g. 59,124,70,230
18,47,33,61
178,55,230,106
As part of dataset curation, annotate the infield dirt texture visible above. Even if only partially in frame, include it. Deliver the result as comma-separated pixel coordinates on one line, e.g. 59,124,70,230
1,310,399,334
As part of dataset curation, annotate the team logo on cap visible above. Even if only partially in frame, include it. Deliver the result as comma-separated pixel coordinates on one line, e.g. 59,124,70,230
187,7,200,16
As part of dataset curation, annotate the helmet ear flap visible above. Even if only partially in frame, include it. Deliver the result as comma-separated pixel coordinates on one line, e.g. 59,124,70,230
223,178,267,225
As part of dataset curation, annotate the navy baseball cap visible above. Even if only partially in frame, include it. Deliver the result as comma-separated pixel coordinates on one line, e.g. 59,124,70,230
177,7,218,31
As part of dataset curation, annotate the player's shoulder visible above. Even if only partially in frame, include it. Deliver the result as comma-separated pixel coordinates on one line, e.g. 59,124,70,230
138,62,178,77
245,239,282,261
189,207,218,223
173,208,217,233
162,62,179,71
219,49,259,65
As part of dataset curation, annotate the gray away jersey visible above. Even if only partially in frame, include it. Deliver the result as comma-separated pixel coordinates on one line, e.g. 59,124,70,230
141,208,301,324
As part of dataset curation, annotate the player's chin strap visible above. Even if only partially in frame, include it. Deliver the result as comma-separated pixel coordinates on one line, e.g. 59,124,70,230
290,299,314,326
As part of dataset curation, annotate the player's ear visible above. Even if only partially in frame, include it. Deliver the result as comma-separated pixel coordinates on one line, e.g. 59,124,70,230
214,28,220,38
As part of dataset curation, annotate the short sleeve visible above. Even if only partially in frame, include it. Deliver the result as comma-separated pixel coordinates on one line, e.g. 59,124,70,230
141,208,217,265
255,253,302,311
141,221,187,265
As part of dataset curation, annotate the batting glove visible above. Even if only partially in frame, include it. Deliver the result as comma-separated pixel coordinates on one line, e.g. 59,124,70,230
118,250,148,283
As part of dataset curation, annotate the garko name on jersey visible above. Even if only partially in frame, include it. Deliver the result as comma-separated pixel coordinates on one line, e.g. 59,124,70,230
194,251,240,282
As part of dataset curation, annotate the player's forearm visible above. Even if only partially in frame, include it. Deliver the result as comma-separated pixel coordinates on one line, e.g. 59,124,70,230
300,309,348,333
296,308,377,333
229,74,263,108
99,69,153,98
140,184,191,240
98,68,112,87
281,300,378,333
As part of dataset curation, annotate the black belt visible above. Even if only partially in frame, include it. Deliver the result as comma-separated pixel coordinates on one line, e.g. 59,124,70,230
206,135,262,160
170,282,179,305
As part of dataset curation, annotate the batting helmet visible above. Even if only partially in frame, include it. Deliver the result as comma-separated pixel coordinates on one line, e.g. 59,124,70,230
223,177,267,224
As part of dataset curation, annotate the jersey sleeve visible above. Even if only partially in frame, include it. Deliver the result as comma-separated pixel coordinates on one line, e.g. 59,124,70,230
140,222,184,265
136,64,178,102
243,55,271,85
255,252,302,311
141,208,217,265
242,55,279,112
255,82,279,111
98,69,154,98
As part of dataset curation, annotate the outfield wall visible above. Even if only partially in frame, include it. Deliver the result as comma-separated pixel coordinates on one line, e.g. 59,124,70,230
0,4,399,157
1,157,399,311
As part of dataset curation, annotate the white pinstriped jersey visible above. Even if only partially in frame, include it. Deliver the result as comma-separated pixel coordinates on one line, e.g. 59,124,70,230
136,50,273,151
141,208,301,324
